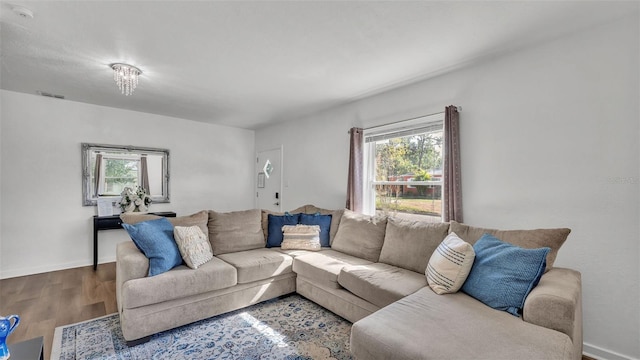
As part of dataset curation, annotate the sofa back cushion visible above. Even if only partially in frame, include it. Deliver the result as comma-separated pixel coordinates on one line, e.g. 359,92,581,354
379,218,450,273
305,206,344,245
450,221,570,272
331,209,387,262
208,209,265,255
120,210,209,236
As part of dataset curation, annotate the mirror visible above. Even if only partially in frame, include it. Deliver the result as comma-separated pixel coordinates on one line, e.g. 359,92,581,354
82,143,170,206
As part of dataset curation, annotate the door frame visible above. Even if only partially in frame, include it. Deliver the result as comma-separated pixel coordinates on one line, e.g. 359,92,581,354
255,145,284,211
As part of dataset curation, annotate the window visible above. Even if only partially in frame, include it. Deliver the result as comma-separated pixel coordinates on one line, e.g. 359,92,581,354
363,113,444,222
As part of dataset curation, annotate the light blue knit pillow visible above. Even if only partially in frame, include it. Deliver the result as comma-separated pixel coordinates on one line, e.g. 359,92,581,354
461,233,550,316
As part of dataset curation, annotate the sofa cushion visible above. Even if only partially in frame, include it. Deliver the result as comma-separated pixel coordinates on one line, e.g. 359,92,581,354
121,210,209,236
267,213,300,247
299,213,332,247
338,263,427,308
277,249,314,258
426,232,475,294
281,225,321,251
216,248,293,284
305,206,344,245
121,218,183,277
462,234,550,316
292,249,373,289
121,256,237,308
331,210,387,262
379,218,449,273
450,221,569,271
350,287,574,360
208,209,265,255
173,225,214,269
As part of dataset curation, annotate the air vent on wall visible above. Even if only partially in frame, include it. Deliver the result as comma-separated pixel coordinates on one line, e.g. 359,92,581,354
37,91,65,99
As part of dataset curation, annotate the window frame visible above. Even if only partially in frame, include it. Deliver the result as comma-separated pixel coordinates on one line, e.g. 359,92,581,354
362,113,445,219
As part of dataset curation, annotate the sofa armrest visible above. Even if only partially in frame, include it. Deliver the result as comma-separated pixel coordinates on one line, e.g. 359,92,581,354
523,267,582,344
116,241,149,312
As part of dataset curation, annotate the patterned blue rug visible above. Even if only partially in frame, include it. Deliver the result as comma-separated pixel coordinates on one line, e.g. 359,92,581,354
51,294,353,359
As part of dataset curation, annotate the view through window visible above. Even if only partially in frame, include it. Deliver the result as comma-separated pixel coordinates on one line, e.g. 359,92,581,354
363,114,444,222
92,155,141,196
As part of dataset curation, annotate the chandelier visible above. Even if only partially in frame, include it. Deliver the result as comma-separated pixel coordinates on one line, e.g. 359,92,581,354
111,63,142,96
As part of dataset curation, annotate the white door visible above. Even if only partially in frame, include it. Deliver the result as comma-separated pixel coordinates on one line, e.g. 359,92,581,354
256,147,282,212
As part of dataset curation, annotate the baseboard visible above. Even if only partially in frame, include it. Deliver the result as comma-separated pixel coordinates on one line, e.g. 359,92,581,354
584,343,639,360
0,255,116,279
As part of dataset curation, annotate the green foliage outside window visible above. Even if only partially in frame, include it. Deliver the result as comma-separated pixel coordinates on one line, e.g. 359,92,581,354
374,131,443,217
375,132,442,181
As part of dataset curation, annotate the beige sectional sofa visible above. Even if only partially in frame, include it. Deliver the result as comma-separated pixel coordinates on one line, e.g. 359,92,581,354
116,205,582,359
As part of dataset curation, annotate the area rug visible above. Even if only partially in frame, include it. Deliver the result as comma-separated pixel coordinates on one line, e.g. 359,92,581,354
51,294,353,359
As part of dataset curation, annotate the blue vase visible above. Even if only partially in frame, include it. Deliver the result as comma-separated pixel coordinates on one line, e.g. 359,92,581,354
0,315,19,360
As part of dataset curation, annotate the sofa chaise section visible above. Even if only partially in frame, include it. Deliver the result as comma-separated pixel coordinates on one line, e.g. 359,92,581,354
351,284,575,360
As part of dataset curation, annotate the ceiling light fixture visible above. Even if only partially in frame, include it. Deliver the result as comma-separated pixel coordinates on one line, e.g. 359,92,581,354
110,63,142,96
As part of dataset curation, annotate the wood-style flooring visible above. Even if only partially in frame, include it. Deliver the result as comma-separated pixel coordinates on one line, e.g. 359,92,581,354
0,262,597,360
0,262,116,360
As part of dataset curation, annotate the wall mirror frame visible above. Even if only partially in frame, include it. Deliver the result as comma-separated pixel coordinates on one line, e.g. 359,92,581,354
82,143,170,206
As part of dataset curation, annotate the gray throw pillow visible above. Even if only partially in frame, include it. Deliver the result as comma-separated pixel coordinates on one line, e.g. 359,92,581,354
331,209,387,262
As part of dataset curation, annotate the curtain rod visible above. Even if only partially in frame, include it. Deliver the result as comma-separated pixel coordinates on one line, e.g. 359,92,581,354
349,106,461,133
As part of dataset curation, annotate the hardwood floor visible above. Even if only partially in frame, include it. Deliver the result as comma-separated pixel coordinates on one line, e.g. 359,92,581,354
0,263,116,360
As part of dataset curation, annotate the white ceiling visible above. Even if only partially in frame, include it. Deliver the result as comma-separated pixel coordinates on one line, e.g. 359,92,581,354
1,1,637,129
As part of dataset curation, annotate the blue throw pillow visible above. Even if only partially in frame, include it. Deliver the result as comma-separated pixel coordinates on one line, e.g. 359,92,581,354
461,233,550,316
122,218,183,276
267,213,300,247
300,213,332,247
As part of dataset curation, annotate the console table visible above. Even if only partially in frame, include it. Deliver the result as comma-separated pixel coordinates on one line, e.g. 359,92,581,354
93,211,176,270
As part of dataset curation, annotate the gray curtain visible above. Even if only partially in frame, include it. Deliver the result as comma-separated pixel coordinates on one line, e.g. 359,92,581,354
346,127,364,212
140,156,150,194
93,153,102,197
443,105,463,222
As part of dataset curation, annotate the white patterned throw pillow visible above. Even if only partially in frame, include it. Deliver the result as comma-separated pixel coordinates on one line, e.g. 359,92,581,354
426,232,475,295
281,225,321,251
173,225,213,269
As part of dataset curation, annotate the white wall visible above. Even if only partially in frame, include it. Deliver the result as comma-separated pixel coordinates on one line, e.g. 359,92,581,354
256,15,640,360
0,90,255,279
